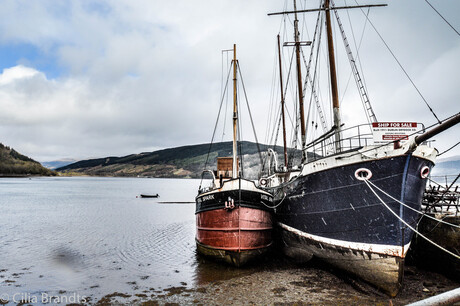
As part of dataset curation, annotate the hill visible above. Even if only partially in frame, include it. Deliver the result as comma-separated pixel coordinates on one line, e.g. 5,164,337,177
57,141,302,178
0,143,56,176
58,143,460,180
41,159,78,170
431,155,460,183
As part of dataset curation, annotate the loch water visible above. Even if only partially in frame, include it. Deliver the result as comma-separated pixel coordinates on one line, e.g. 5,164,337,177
0,177,257,304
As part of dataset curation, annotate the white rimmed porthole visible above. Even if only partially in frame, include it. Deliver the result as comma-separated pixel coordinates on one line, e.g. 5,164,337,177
420,166,430,179
355,168,372,181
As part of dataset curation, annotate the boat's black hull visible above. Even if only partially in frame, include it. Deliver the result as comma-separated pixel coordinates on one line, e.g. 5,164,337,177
271,153,433,296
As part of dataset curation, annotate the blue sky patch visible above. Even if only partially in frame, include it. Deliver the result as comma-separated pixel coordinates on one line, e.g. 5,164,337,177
0,43,63,79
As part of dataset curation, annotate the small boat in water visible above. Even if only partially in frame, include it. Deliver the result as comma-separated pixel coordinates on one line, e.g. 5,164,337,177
140,194,159,198
195,45,273,267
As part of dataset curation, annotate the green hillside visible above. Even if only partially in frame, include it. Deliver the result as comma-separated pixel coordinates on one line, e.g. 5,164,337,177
0,143,56,176
58,141,302,178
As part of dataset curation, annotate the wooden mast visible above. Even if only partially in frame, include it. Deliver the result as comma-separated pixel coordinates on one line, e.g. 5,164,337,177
293,0,307,161
277,34,288,168
324,0,342,152
268,2,386,155
232,44,238,178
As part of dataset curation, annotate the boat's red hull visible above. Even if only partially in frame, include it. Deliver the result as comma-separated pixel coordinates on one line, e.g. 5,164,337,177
196,206,272,266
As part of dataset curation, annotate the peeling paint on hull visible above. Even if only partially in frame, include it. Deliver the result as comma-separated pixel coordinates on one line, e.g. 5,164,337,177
279,222,406,296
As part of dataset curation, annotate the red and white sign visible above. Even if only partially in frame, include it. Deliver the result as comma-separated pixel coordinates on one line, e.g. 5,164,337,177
372,122,417,128
372,122,419,145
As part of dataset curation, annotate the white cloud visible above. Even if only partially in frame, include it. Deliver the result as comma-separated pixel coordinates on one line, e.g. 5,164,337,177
0,0,458,162
0,66,40,85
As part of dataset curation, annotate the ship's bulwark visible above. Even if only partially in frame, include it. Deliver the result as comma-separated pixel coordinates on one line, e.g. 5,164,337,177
272,153,433,296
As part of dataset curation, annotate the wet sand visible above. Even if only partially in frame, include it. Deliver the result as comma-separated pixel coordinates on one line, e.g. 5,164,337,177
2,257,458,305
92,257,460,305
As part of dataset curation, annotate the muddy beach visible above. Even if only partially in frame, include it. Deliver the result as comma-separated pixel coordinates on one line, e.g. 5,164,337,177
91,255,460,305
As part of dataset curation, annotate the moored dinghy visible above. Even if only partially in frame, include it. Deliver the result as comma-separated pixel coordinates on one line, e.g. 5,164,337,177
140,194,159,198
195,45,273,267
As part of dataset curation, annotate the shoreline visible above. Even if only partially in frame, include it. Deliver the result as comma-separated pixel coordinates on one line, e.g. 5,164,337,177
91,257,460,305
2,256,458,305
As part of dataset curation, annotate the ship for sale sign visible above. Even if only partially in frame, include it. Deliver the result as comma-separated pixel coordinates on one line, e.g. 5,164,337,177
372,122,419,145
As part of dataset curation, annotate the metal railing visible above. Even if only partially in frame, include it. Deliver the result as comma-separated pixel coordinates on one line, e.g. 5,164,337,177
305,124,374,161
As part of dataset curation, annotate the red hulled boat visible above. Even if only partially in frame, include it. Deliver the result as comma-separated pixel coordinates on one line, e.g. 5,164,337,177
195,45,273,266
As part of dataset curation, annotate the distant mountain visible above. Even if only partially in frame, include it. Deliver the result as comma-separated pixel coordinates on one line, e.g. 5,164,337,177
431,155,460,177
41,159,78,170
0,143,56,176
57,141,303,179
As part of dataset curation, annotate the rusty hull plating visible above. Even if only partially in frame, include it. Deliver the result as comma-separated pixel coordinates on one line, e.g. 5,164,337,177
196,206,272,267
195,178,273,267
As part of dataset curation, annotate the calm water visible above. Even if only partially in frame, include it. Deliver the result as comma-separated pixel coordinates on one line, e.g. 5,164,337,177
0,177,258,304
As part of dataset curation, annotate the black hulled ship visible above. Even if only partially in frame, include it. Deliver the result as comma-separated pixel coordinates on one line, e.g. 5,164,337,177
261,0,460,296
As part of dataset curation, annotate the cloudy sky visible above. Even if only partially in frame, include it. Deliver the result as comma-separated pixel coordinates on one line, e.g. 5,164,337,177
0,0,458,162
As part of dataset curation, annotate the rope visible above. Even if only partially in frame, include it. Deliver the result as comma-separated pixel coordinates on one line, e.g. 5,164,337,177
438,141,460,156
354,0,441,124
199,64,233,189
424,0,460,37
366,179,460,229
340,1,370,104
363,179,460,260
428,177,444,187
262,191,287,209
237,62,264,169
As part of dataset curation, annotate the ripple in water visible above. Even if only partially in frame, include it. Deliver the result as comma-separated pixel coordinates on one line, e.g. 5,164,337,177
0,177,200,301
117,220,197,287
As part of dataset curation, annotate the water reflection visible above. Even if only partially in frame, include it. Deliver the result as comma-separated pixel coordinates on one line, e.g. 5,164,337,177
0,177,292,304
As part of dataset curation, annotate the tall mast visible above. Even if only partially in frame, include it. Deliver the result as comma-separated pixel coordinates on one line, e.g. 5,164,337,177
268,2,386,156
232,44,238,178
293,0,307,161
277,35,288,168
324,0,342,152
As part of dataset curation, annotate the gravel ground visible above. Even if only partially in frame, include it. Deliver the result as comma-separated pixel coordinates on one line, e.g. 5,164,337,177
93,258,460,305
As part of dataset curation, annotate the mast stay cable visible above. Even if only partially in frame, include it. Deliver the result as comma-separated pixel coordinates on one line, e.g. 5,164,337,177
353,0,441,124
424,0,460,37
200,64,233,188
237,62,265,173
333,0,377,124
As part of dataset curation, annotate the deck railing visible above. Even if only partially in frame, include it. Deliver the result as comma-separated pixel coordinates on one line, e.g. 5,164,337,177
305,124,374,162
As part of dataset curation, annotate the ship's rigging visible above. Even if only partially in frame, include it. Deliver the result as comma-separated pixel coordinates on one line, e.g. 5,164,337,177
263,0,450,172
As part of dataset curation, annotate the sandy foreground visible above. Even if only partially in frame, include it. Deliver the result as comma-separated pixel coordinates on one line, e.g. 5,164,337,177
92,259,460,305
